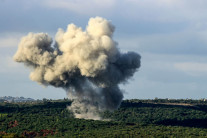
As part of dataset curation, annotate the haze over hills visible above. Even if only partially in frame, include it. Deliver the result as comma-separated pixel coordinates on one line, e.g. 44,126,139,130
0,96,35,103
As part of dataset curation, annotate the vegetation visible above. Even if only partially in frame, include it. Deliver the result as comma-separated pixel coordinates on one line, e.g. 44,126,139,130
1,99,207,137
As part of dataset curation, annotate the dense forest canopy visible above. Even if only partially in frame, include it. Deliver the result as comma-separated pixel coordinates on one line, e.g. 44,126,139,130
1,98,207,137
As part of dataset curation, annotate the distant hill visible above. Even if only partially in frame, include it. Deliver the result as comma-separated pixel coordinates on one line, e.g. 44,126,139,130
0,96,35,103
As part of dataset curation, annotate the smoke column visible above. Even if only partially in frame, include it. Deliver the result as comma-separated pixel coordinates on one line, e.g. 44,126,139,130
13,17,141,120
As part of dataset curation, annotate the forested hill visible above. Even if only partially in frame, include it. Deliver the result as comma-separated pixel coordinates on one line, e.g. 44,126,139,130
1,99,207,137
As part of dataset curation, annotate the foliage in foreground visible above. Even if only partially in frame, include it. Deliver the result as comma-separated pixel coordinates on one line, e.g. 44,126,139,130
1,99,207,137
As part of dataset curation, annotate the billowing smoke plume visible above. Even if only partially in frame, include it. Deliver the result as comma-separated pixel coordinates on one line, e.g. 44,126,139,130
13,17,141,120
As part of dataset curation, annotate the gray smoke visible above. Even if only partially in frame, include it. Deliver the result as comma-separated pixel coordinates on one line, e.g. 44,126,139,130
13,17,141,120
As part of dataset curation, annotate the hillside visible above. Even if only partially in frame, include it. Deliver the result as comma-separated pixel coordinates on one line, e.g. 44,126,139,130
1,99,207,137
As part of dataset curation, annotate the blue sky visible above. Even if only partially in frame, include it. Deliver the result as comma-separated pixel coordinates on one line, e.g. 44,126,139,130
1,0,207,100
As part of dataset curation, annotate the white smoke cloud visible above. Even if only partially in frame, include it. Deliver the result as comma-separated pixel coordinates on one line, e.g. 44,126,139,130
13,17,141,120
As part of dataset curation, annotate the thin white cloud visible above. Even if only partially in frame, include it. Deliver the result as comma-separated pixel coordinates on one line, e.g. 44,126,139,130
117,26,207,55
43,0,116,15
174,62,207,76
0,33,23,48
0,37,19,48
0,55,24,73
120,0,207,23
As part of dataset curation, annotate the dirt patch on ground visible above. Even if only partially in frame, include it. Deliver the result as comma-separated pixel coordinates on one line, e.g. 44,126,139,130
158,103,194,106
